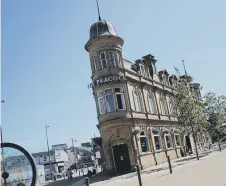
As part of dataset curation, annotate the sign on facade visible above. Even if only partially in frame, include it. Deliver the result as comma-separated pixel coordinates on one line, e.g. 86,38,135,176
88,75,126,88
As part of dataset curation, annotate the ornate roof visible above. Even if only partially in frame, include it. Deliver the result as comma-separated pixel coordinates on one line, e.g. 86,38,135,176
89,20,117,40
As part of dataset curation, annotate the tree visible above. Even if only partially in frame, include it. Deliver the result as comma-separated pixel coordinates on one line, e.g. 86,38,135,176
173,74,206,160
203,92,226,151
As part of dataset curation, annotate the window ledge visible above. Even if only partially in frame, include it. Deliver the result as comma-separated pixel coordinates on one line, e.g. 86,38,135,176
132,110,146,114
140,151,153,157
155,150,164,153
98,109,128,117
166,148,176,151
147,112,159,115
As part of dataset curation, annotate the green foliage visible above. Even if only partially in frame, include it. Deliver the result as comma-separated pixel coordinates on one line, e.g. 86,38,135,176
173,76,206,134
203,92,226,136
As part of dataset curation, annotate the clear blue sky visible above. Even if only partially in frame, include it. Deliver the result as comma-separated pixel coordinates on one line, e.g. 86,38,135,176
2,0,226,153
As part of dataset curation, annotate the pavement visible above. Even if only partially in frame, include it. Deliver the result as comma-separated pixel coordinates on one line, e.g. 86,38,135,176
40,145,226,186
88,149,226,186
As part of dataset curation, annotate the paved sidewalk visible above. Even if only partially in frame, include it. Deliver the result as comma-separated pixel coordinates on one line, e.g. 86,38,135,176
90,150,226,186
69,147,225,186
88,150,212,185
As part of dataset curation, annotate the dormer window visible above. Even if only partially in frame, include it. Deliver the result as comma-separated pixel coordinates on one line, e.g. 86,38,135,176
100,52,107,69
162,75,169,86
108,51,116,67
139,64,147,77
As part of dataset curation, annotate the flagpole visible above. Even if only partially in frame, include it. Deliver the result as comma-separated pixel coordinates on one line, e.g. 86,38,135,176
182,60,187,77
96,0,102,21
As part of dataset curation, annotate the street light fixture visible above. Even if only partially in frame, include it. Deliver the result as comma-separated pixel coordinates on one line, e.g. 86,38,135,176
45,124,53,180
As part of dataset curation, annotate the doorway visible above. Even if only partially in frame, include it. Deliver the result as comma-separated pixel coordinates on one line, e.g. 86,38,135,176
112,144,131,174
185,135,192,153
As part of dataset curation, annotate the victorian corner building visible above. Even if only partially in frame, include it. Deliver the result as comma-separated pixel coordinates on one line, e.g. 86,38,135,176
85,20,210,174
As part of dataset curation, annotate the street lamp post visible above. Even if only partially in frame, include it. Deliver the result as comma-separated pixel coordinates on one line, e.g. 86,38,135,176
1,100,5,144
1,100,6,186
45,124,53,180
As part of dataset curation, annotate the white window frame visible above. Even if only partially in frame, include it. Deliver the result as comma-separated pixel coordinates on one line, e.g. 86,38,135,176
139,64,146,77
169,98,175,115
165,134,173,149
197,133,201,143
159,96,167,115
105,89,116,113
134,90,142,112
153,134,162,151
93,55,98,72
174,134,181,147
148,94,155,113
97,88,126,115
98,91,106,115
100,52,107,69
202,134,206,143
115,88,126,110
108,51,116,67
140,132,150,153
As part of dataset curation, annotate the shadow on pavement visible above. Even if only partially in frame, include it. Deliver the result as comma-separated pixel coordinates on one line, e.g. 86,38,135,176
87,152,212,185
88,171,113,185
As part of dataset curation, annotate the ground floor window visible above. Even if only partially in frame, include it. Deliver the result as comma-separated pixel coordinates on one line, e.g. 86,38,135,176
174,134,181,147
140,131,150,152
153,135,162,151
202,134,206,143
197,133,202,143
165,134,173,148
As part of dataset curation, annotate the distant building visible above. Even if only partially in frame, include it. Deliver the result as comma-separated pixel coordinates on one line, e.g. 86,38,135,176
68,146,94,169
91,137,104,168
32,144,68,173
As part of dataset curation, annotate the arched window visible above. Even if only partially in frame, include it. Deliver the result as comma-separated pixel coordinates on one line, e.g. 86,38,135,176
147,93,157,114
165,132,173,149
169,97,175,115
174,132,181,147
202,134,206,143
197,133,201,143
159,96,168,115
153,130,162,151
134,90,142,112
140,131,150,152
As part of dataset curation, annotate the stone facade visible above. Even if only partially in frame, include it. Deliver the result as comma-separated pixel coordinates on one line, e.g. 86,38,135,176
85,20,210,174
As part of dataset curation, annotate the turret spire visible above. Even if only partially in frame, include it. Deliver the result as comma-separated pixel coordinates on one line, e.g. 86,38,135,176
96,0,102,21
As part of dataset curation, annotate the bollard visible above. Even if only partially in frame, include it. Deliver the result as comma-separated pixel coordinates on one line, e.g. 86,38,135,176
167,156,172,174
85,177,89,186
135,164,143,186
